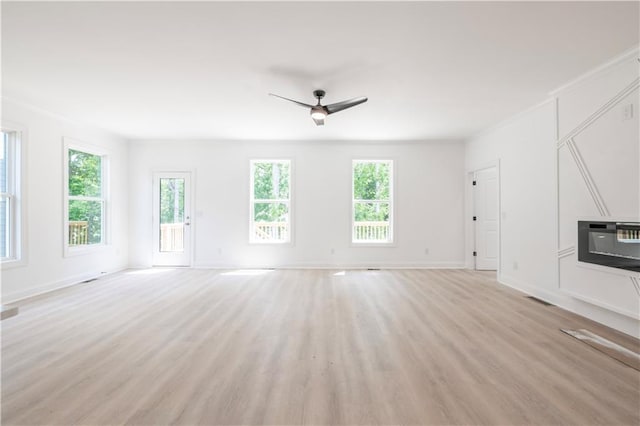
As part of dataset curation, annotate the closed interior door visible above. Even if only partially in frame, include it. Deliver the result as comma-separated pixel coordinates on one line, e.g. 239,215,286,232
152,172,191,266
474,167,498,270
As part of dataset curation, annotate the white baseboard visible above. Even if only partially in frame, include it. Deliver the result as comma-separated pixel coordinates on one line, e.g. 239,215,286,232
127,263,153,269
498,273,640,338
3,266,127,304
192,260,466,270
559,289,639,319
498,273,560,304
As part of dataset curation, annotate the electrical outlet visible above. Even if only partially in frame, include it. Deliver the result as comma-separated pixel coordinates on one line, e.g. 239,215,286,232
513,261,519,270
424,248,429,255
331,248,335,255
218,248,222,255
623,103,634,121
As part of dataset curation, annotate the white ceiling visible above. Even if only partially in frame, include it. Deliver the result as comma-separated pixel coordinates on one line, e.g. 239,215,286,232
2,1,638,141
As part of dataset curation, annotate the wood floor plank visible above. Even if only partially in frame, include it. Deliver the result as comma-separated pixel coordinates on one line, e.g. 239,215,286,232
2,269,639,425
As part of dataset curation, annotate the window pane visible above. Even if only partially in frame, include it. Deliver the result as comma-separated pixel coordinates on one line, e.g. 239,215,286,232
1,132,8,193
68,200,102,245
253,162,290,199
68,149,102,197
159,178,184,224
353,202,390,241
1,132,16,260
159,178,185,252
354,202,390,222
0,196,9,257
353,162,390,200
253,202,289,241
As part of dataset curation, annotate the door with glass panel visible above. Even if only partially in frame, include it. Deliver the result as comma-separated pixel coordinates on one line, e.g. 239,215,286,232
152,172,191,266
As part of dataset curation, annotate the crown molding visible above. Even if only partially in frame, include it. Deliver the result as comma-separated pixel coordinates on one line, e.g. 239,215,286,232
549,45,640,97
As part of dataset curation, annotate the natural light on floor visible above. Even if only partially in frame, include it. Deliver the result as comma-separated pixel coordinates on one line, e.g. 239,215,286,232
126,268,175,275
333,271,346,276
221,269,274,276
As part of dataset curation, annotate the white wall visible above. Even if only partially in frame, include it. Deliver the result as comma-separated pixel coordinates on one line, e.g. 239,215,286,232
466,100,558,295
465,49,640,337
129,141,466,269
1,99,129,302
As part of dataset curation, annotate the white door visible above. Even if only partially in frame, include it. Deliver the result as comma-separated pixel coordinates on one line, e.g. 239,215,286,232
152,172,192,266
474,167,498,270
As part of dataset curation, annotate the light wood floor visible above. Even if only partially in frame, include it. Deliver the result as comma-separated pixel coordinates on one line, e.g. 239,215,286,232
2,269,639,425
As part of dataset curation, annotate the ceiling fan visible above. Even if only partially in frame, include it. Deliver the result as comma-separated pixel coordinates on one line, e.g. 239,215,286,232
269,90,368,126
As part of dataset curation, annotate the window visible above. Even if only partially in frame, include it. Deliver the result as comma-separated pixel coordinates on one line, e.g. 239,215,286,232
250,160,291,243
352,160,393,244
1,129,21,261
65,144,107,251
158,175,187,253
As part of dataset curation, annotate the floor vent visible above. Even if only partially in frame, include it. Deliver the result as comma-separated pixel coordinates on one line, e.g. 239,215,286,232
81,278,98,284
367,268,381,271
561,329,640,371
526,296,554,306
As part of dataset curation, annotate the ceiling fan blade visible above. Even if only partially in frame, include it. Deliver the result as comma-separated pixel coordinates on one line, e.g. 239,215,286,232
269,93,314,109
312,116,325,126
325,96,368,115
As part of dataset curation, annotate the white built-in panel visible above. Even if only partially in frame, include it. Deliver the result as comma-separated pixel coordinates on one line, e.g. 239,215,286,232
557,52,640,336
556,49,640,140
560,254,640,318
557,145,600,249
571,89,639,217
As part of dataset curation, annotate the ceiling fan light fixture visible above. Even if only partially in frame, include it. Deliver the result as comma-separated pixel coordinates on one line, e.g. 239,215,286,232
310,109,327,120
270,90,367,126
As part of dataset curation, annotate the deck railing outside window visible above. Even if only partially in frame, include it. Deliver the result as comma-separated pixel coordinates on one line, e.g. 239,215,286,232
160,223,184,252
353,221,389,241
68,221,89,246
153,221,390,250
253,222,288,242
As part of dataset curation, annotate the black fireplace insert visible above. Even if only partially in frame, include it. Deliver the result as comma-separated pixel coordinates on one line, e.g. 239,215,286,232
578,221,640,272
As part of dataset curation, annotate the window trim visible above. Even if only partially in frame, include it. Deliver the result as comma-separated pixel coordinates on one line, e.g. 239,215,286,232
249,159,293,245
63,138,110,257
351,159,395,246
1,123,26,267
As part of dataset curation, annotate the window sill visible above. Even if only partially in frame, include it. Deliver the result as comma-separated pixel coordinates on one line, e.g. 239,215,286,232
64,243,108,258
249,240,294,246
1,258,27,269
351,241,396,248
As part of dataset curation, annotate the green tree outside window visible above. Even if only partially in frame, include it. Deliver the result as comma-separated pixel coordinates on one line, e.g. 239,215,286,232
251,160,291,242
68,149,103,245
353,160,392,242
